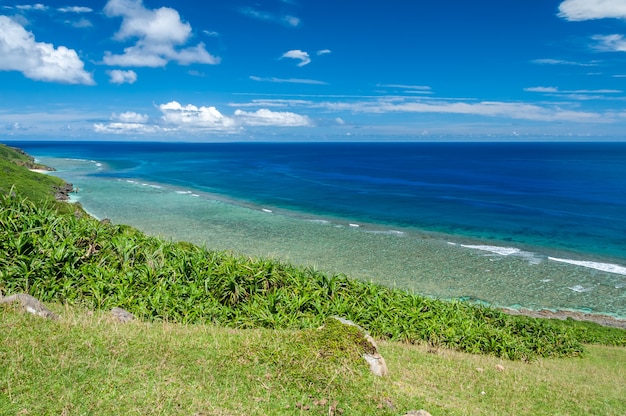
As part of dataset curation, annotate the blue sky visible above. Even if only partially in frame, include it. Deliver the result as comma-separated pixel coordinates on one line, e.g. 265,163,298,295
2,0,626,141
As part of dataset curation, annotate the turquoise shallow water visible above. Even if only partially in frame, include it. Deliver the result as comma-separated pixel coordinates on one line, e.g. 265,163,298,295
30,151,626,319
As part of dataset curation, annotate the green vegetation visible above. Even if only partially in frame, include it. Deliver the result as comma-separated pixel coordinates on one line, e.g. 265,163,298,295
0,143,78,214
1,143,626,414
1,305,625,416
1,192,625,361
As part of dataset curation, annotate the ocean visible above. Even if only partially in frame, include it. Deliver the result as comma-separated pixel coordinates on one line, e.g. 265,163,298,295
11,141,626,318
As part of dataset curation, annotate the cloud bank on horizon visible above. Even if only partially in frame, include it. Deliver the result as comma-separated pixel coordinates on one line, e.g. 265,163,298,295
2,0,626,140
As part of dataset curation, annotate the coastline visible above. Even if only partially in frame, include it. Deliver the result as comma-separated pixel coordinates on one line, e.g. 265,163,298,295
18,145,626,323
60,176,626,323
501,308,626,329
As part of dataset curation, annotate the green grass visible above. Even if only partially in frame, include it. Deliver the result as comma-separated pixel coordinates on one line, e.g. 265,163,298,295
1,192,625,361
1,305,625,416
0,143,80,214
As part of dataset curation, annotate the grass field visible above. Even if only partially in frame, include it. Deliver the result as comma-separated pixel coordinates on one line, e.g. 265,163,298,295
1,304,625,416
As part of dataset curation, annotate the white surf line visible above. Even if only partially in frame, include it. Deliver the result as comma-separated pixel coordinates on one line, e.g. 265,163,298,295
459,244,521,256
548,257,626,276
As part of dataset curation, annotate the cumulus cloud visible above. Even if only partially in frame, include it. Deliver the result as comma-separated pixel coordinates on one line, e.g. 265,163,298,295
0,16,94,84
159,101,236,130
94,110,153,134
592,34,626,52
558,0,626,21
157,101,313,131
249,75,327,85
281,49,311,66
112,111,148,123
317,49,331,55
107,69,137,84
233,109,312,126
103,0,220,67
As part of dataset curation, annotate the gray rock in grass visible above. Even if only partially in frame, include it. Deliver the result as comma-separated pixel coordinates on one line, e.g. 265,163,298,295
111,307,135,322
404,411,432,416
0,293,59,320
331,316,389,377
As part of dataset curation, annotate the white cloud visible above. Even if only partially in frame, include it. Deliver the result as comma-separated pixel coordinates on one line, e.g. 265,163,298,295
592,34,626,52
228,99,314,108
94,110,153,134
378,84,433,94
239,7,300,27
282,15,300,27
94,122,159,134
157,101,312,131
103,0,220,67
281,49,311,66
112,111,148,123
249,75,327,85
68,18,93,28
525,86,621,93
58,6,93,13
313,97,608,123
16,4,48,11
234,109,312,126
558,0,626,21
107,69,137,84
158,101,236,130
317,49,331,55
0,16,94,85
531,58,599,66
524,86,559,93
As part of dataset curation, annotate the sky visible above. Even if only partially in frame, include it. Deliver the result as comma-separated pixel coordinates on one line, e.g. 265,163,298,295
2,0,626,141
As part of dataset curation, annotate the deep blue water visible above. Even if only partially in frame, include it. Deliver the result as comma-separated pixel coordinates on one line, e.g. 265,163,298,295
14,141,626,261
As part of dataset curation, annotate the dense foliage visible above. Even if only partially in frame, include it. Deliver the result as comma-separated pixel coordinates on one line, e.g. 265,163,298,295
2,191,624,360
0,144,73,212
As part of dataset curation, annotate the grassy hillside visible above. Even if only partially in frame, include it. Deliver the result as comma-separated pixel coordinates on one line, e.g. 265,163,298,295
0,143,66,203
1,305,625,416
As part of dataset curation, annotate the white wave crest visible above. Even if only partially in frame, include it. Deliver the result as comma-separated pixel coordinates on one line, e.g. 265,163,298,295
548,257,626,276
460,244,521,256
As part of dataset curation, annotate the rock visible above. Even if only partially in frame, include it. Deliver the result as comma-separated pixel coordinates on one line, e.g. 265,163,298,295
111,307,135,322
496,364,505,371
331,316,388,377
404,410,432,416
53,183,75,201
0,293,59,320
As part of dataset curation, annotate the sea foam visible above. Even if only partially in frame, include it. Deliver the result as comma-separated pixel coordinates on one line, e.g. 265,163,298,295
455,244,543,265
548,257,626,276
